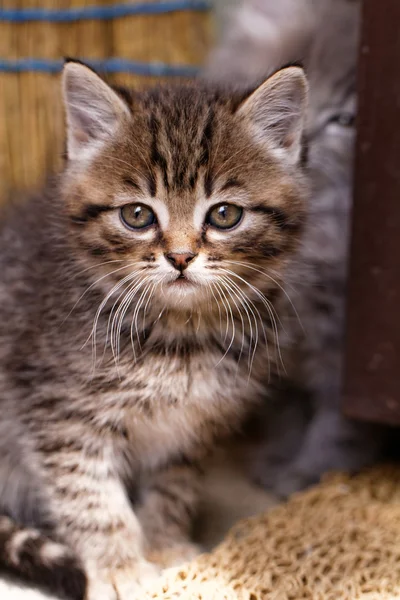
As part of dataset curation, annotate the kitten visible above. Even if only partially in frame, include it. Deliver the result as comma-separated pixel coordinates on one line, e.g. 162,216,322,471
205,0,384,496
0,61,308,599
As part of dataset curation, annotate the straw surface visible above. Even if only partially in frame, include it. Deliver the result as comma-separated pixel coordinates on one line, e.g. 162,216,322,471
145,466,400,600
0,0,212,199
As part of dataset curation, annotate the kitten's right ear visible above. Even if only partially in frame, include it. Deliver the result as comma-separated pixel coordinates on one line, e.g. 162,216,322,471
62,61,130,161
237,66,308,165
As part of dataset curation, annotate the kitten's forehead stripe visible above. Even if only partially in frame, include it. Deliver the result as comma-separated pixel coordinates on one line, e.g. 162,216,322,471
122,177,141,192
147,171,157,197
204,173,213,198
141,88,218,196
199,108,214,196
150,114,169,192
220,178,242,192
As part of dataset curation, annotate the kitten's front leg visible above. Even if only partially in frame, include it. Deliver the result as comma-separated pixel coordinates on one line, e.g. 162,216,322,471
42,449,159,600
137,463,202,569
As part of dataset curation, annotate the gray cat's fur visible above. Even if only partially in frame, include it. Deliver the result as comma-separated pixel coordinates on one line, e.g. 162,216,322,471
206,0,383,495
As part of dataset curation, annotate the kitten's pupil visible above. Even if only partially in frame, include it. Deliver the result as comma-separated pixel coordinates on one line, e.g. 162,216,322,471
120,204,156,230
207,204,243,229
219,206,228,219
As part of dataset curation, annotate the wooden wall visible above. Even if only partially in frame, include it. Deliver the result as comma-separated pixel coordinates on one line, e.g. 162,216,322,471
343,0,400,425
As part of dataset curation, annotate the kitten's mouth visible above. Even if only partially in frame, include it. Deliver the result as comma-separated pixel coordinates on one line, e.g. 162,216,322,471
172,274,192,285
168,273,199,290
163,274,203,306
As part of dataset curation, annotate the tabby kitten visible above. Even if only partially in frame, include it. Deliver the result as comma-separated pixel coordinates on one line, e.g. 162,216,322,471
206,0,383,496
0,62,308,599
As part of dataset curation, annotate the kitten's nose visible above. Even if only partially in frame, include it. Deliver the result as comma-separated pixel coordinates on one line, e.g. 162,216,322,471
165,252,197,272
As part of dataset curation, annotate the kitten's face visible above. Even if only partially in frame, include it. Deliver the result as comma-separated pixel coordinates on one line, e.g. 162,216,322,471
306,0,359,164
62,63,308,316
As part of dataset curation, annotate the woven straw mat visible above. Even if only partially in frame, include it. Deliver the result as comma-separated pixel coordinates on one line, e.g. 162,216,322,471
144,466,400,600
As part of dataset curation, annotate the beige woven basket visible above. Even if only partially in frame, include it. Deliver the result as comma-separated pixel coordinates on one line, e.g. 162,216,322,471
145,466,400,600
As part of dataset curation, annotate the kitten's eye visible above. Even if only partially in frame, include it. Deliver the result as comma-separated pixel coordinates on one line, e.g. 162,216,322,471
207,204,243,230
120,204,156,230
328,113,355,127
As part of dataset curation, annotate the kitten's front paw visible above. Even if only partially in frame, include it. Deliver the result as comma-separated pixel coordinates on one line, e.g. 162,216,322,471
87,560,160,600
147,541,201,570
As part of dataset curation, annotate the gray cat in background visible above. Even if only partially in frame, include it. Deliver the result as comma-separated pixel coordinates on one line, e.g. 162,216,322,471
205,0,384,496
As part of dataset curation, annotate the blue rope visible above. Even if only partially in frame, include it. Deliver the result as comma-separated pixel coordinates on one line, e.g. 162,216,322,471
0,1,210,23
0,58,199,77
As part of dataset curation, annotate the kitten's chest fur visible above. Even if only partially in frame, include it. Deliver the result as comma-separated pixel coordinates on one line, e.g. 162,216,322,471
93,317,266,471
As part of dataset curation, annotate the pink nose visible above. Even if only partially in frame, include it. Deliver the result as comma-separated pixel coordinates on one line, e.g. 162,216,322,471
165,252,197,272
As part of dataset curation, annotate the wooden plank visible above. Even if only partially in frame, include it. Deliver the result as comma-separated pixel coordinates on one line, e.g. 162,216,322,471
342,0,400,424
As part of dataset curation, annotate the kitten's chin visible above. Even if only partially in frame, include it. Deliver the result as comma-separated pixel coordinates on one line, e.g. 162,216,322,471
159,279,208,310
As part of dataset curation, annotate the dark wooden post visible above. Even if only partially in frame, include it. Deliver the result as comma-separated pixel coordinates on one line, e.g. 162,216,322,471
342,0,400,425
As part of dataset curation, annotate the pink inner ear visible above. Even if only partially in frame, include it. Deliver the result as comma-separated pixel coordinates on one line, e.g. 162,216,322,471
75,129,90,145
283,131,296,149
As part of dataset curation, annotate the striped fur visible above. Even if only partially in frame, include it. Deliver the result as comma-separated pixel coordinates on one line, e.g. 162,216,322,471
0,63,308,598
0,517,86,600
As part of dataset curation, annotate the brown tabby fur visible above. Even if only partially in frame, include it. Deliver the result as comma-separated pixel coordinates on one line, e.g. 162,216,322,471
0,63,308,599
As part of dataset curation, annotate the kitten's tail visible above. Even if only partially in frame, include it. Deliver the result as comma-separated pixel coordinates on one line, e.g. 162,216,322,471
0,515,87,600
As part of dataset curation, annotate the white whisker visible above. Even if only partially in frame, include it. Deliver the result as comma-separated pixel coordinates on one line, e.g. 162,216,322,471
219,276,246,366
208,282,223,337
220,268,286,375
112,278,147,363
130,280,153,355
89,270,141,368
213,280,236,367
98,273,143,365
212,281,230,343
71,259,126,279
226,260,303,334
142,279,159,337
221,275,259,377
62,263,135,328
109,277,143,364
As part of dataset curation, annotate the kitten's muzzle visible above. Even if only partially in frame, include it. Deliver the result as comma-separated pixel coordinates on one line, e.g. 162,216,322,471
165,252,197,273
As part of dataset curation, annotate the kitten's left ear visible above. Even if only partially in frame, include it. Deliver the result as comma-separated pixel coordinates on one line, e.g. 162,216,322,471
62,60,130,161
237,66,308,165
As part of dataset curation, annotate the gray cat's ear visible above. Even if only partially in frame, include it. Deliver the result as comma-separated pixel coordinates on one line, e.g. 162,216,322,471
237,66,308,164
62,61,130,161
